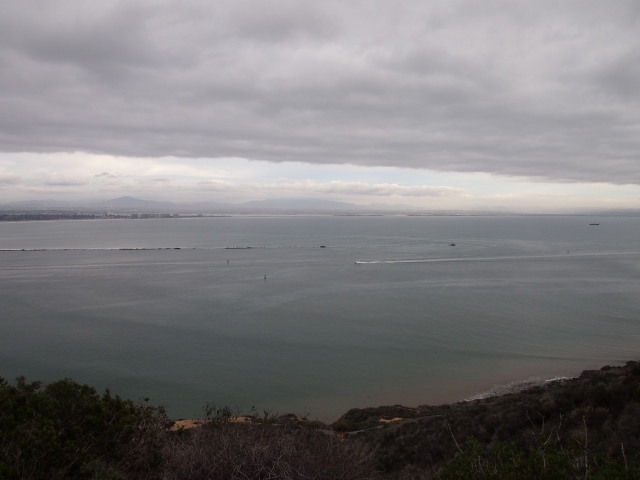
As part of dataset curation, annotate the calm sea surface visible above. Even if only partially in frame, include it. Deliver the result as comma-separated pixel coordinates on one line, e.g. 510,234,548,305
1,215,640,420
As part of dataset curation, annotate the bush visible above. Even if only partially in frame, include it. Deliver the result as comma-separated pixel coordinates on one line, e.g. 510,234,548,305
436,437,640,480
340,361,640,474
0,376,171,480
1,377,381,480
163,417,381,480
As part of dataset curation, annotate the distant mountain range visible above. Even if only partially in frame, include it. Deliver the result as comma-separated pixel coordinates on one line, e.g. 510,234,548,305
90,196,177,208
3,199,77,208
236,198,361,209
0,196,521,214
90,196,367,210
4,196,547,214
4,196,639,215
1,196,415,212
3,195,414,211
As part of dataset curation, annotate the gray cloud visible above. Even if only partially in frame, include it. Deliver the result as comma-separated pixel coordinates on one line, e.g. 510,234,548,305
281,181,466,197
197,179,465,197
0,173,21,185
43,174,90,186
0,0,639,183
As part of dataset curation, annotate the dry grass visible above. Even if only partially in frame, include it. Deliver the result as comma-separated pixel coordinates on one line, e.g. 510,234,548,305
162,421,381,480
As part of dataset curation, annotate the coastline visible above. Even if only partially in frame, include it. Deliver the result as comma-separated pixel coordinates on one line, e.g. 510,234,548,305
464,375,576,401
5,359,640,479
171,361,636,430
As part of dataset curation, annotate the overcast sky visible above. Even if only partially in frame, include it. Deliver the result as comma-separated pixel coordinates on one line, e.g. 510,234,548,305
1,0,639,210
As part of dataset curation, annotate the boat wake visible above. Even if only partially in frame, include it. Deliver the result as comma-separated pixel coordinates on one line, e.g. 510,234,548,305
354,251,640,264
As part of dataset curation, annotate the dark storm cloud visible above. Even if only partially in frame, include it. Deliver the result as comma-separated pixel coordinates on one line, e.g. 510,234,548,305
0,0,639,183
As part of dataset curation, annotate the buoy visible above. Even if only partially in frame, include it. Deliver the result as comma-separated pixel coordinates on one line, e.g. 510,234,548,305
264,275,267,279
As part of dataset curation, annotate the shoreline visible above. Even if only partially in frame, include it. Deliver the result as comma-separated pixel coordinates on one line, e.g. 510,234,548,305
464,375,576,401
171,363,634,429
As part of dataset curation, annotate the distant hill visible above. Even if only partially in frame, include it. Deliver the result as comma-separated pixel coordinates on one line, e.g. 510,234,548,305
1,199,76,209
2,196,419,213
92,196,363,211
91,196,176,208
187,200,235,210
366,202,417,211
237,198,362,210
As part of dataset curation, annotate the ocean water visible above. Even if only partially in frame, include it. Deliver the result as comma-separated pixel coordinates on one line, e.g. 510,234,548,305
1,215,640,420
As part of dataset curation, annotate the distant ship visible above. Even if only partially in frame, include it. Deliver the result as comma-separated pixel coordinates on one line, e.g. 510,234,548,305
589,223,600,226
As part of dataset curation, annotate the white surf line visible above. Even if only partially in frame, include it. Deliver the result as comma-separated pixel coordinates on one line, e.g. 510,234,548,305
0,245,332,252
465,375,576,401
0,247,270,251
0,247,194,252
354,251,640,264
1,261,241,270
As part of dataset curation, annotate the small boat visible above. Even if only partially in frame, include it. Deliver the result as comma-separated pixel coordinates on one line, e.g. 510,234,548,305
589,223,600,226
449,243,456,246
320,245,326,248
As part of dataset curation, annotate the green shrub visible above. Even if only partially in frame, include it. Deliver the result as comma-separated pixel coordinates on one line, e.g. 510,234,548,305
436,437,640,480
0,376,171,480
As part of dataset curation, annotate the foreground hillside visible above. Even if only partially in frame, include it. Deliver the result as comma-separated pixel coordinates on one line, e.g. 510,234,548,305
335,360,640,477
2,361,640,479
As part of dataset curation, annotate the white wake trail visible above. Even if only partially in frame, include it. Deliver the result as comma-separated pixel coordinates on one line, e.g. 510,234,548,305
354,251,640,264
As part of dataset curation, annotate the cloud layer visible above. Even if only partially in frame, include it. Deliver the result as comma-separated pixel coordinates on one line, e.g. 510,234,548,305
2,152,639,213
198,180,466,197
0,1,639,183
